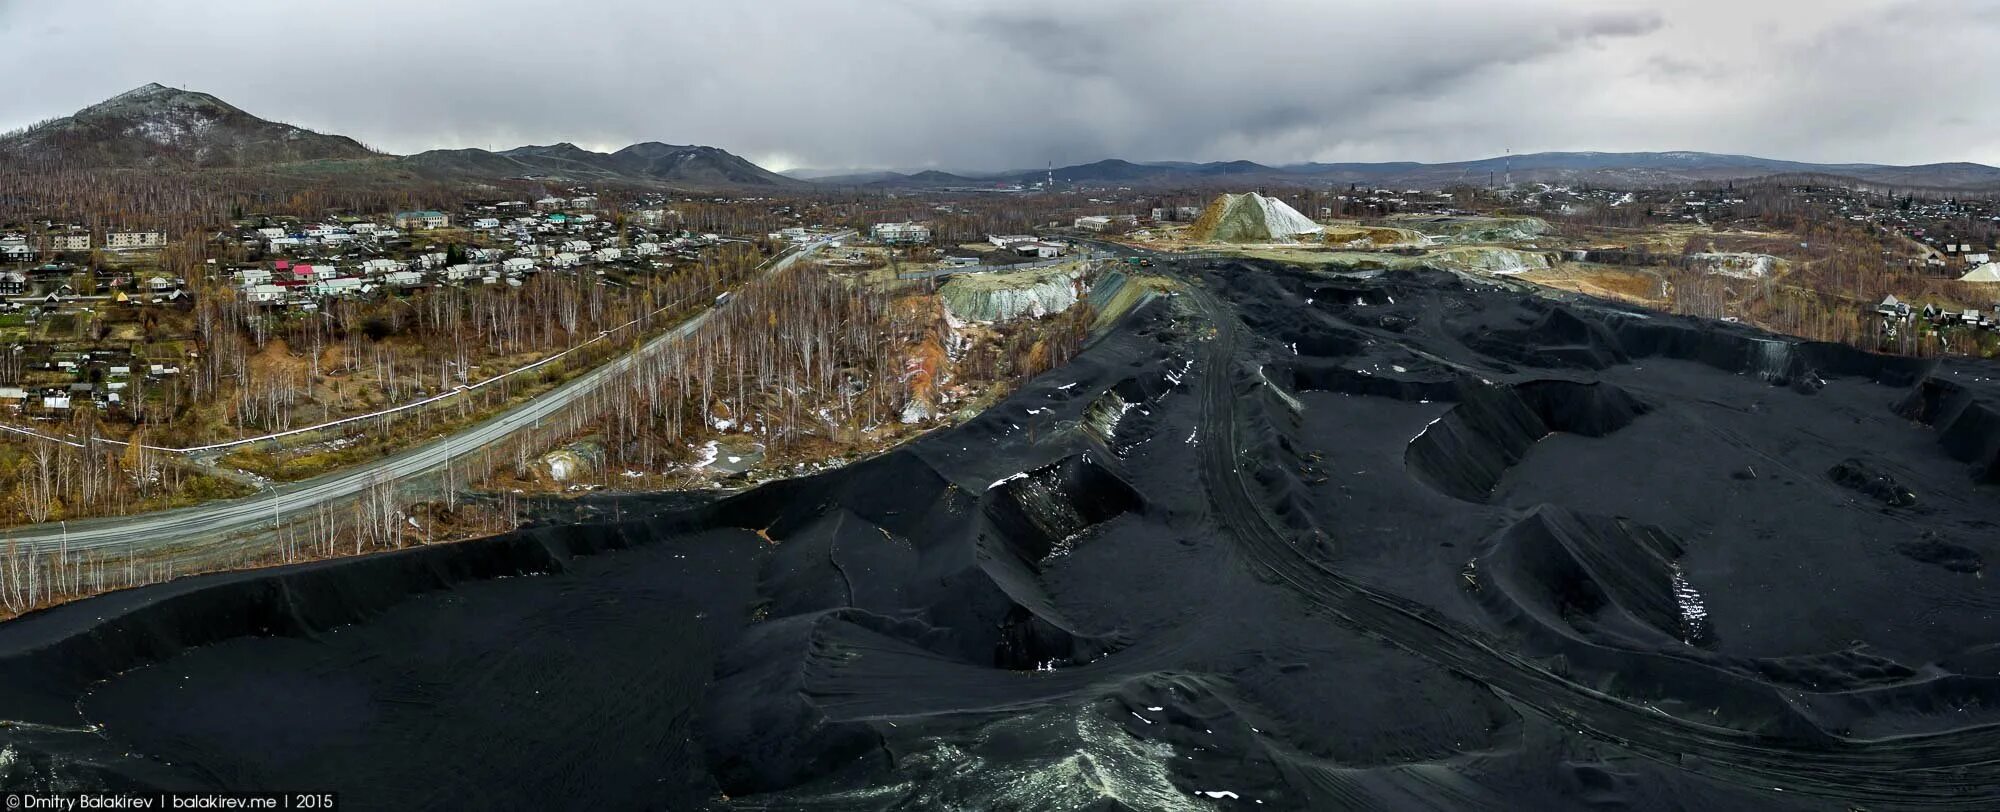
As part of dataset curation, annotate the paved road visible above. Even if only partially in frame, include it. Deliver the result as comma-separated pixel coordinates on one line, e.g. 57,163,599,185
3,234,850,556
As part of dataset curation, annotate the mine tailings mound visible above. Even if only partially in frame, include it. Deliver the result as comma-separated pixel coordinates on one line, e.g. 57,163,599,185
1407,380,1649,503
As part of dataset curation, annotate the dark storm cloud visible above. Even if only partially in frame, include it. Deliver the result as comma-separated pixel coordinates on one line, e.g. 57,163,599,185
0,0,1993,171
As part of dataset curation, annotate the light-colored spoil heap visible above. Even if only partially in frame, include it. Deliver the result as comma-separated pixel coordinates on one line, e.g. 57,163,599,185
1321,224,1429,249
941,265,1086,323
1187,193,1325,244
1433,246,1555,276
1392,215,1550,244
1689,252,1779,279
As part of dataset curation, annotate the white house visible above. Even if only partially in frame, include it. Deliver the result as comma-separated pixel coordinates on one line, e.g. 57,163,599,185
634,242,662,256
536,197,567,210
246,284,288,304
360,259,404,275
502,257,538,275
553,252,583,268
350,223,377,235
594,247,623,262
320,233,356,245
234,268,273,286
570,196,599,209
417,252,447,270
383,270,425,288
561,240,593,253
313,277,367,297
472,218,503,230
444,264,477,282
257,227,287,241
1015,241,1065,258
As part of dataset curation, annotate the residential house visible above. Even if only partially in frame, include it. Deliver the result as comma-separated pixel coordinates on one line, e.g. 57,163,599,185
502,257,538,275
313,277,367,297
104,231,165,251
594,247,623,263
472,218,503,230
246,284,288,304
570,196,599,209
383,270,425,288
0,272,24,296
633,242,662,256
39,232,90,252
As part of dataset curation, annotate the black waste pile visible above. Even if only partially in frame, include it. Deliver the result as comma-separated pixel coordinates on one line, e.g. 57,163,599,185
6,261,2000,810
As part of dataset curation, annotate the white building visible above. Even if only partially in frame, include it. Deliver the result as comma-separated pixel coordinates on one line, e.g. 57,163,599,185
256,227,287,241
313,277,366,297
472,218,502,230
1015,241,1065,258
383,270,425,288
234,268,273,286
104,231,166,250
360,259,404,276
872,222,932,245
40,233,90,252
634,242,662,256
561,240,593,254
594,247,623,262
246,284,288,304
502,257,538,274
1074,215,1135,232
570,196,599,209
552,252,583,268
988,235,1036,248
393,211,450,230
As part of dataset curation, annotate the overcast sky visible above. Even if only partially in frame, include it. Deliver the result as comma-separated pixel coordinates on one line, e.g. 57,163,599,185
1,0,1993,172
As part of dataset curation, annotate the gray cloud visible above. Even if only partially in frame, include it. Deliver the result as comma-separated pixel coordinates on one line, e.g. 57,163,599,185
0,0,1991,172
